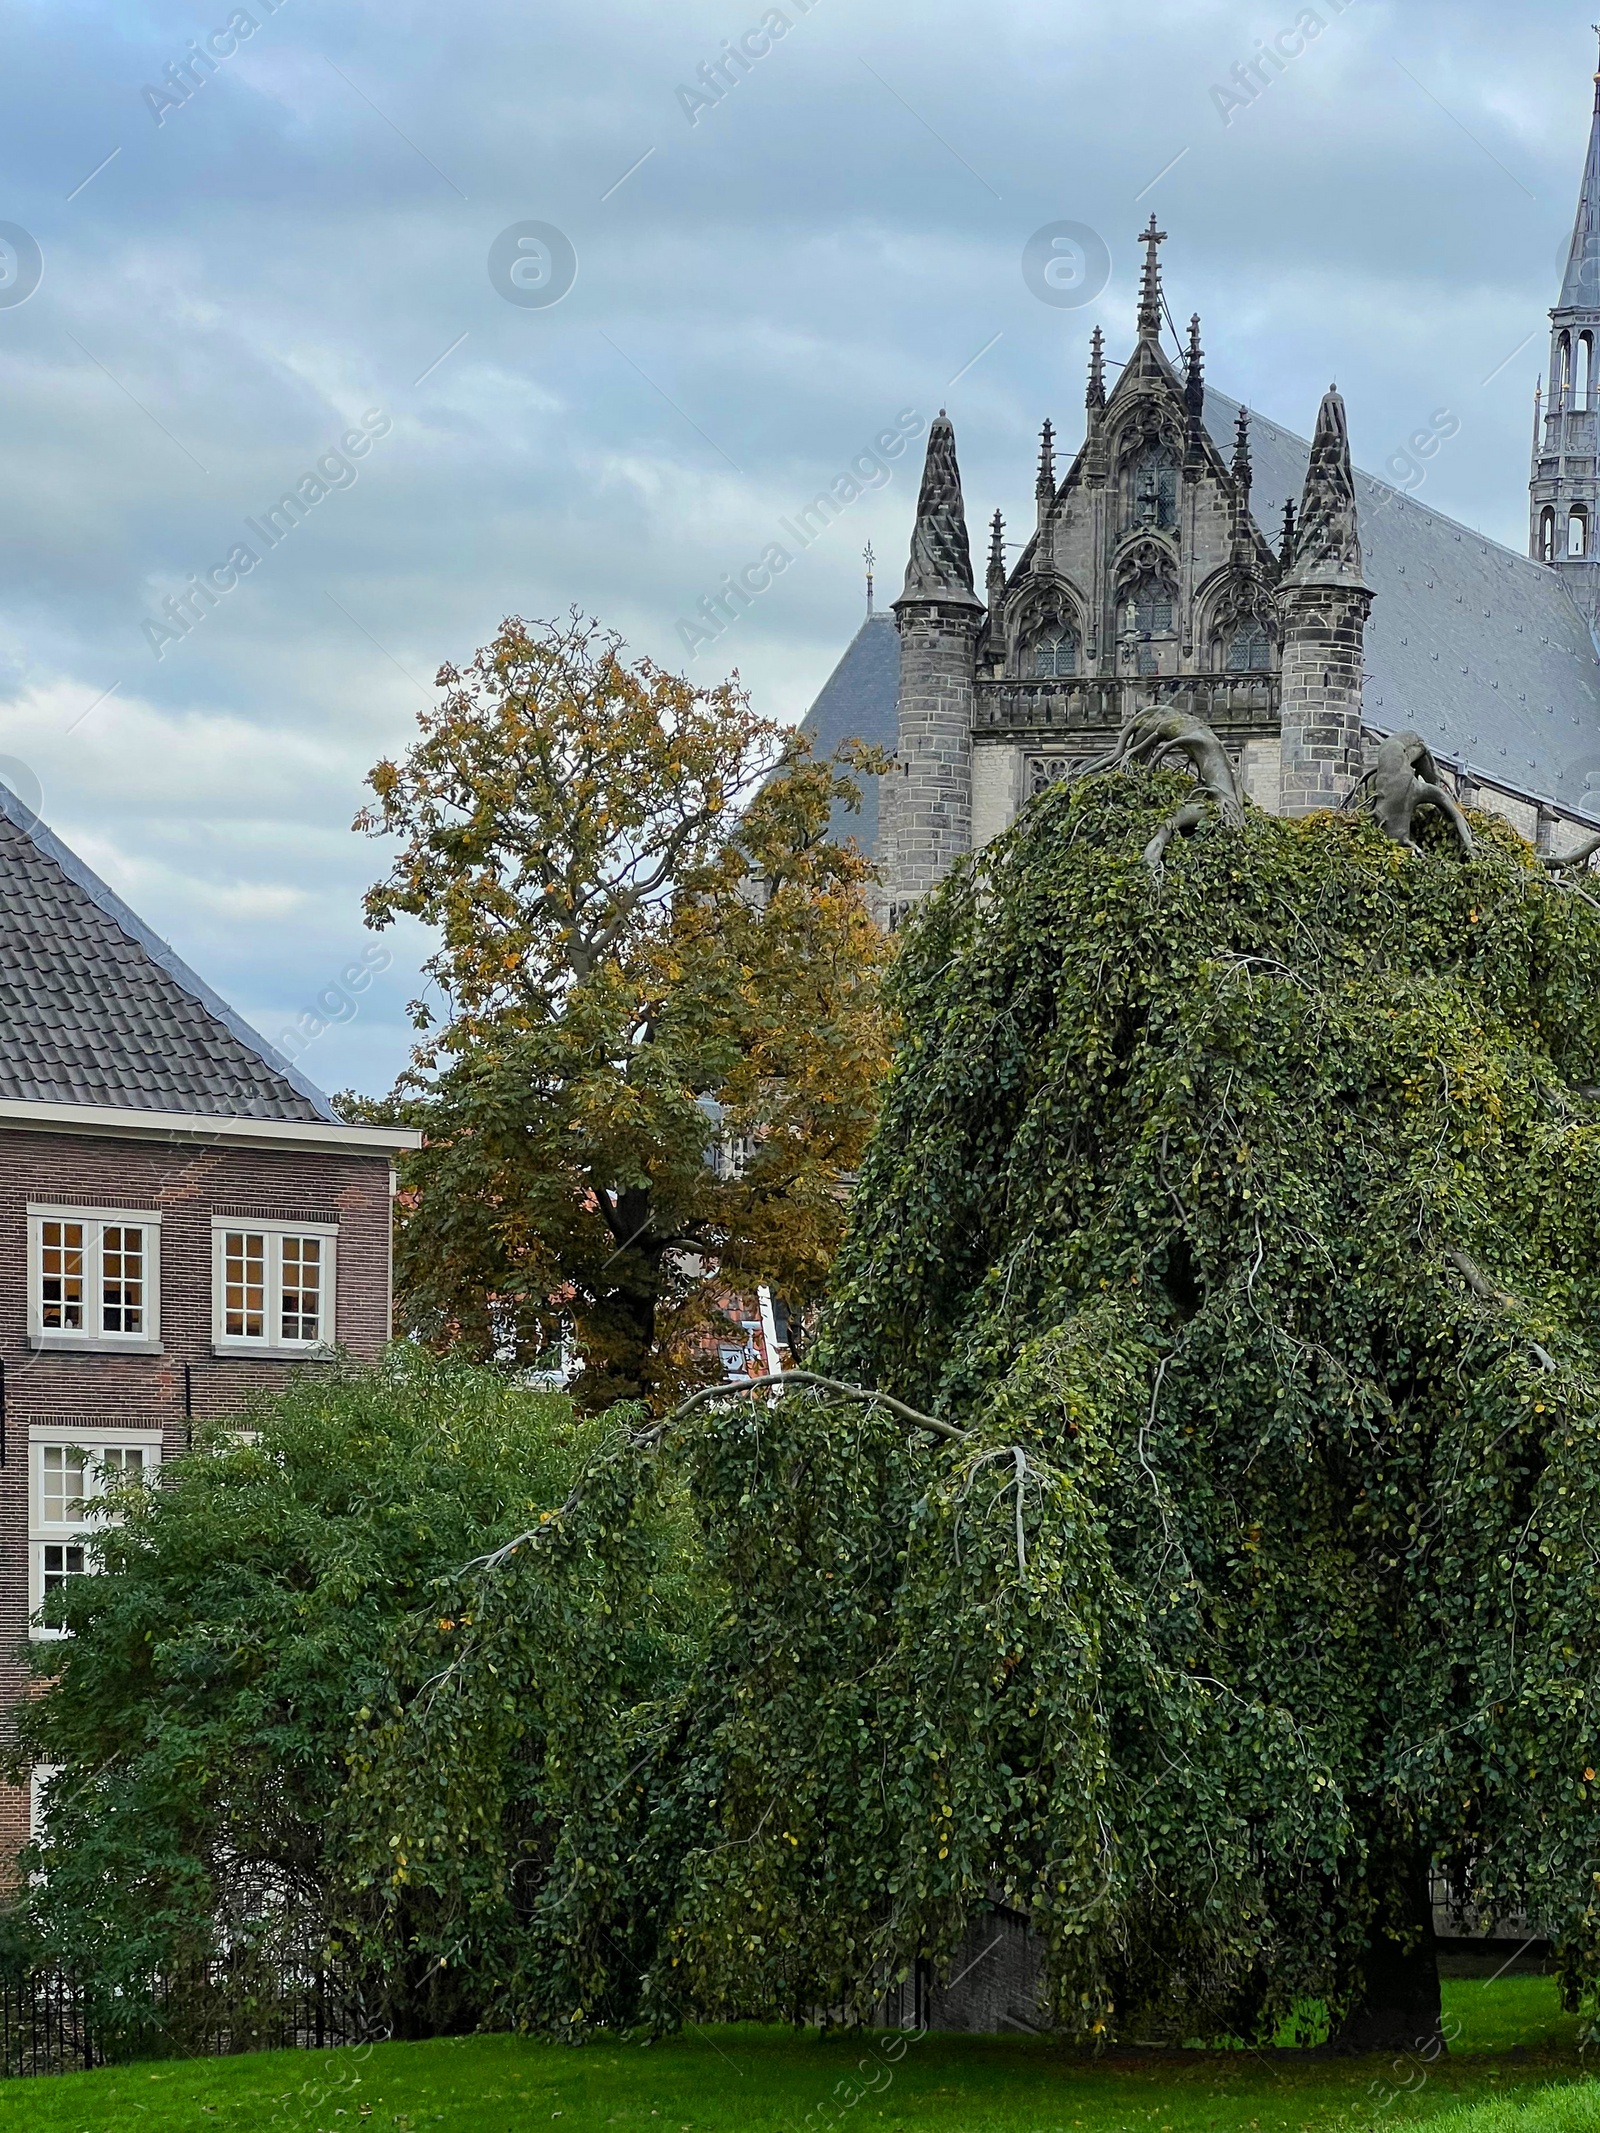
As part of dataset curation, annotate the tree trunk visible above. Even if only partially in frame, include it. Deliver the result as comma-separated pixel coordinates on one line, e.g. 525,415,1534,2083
1328,1845,1443,2056
578,1186,664,1407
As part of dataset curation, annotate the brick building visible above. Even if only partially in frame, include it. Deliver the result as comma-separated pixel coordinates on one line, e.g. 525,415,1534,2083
0,778,418,1860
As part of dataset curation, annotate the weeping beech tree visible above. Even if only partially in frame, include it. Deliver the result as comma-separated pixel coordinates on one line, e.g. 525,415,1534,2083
341,767,1600,2051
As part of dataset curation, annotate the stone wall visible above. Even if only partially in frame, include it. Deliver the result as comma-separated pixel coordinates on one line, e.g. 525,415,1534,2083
1279,582,1373,815
971,741,1021,850
887,600,980,913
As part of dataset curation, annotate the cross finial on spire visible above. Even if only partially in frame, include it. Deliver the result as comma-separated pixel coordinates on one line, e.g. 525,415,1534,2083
863,541,875,614
1138,214,1168,339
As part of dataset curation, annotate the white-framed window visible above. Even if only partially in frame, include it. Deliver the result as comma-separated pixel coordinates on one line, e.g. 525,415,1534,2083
27,1206,162,1350
211,1220,337,1351
28,1433,161,1639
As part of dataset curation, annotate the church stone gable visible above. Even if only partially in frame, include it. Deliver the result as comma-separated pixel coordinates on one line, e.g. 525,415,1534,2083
948,220,1293,811
997,297,1275,695
888,219,1372,915
877,70,1600,925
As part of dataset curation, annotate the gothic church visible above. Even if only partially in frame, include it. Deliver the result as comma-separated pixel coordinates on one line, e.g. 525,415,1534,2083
803,56,1600,913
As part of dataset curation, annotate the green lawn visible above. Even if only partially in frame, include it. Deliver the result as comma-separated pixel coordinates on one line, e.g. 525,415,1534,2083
0,1977,1591,2133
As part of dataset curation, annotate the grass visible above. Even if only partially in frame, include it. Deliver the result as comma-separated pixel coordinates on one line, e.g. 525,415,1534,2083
1427,2090,1600,2132
0,1976,1590,2133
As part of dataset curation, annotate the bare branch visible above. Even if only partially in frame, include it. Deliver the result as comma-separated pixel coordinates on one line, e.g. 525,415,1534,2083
1447,1250,1506,1306
636,1369,969,1447
452,1371,968,1587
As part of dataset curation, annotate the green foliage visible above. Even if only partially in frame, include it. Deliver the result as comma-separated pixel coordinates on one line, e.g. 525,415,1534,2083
357,612,889,1407
345,772,1600,2047
822,772,1600,2037
6,1351,623,2050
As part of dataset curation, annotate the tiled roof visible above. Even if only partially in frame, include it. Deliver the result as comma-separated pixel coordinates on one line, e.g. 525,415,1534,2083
1207,393,1600,823
1557,80,1600,312
0,778,339,1124
798,610,900,852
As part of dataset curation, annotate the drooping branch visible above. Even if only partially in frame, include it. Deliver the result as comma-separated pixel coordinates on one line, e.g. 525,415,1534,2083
1081,707,1247,879
459,1371,969,1580
1542,829,1600,871
1446,1251,1555,1373
1345,733,1473,858
636,1370,970,1446
1447,1249,1506,1306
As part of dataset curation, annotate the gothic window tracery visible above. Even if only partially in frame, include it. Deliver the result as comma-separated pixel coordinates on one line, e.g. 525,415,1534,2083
1127,440,1179,531
1205,573,1275,676
1122,575,1176,677
1032,624,1078,677
1027,756,1081,797
1118,543,1179,662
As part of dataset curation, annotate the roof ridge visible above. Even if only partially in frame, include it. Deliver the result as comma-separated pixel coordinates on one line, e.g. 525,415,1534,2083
0,777,342,1125
1206,391,1558,583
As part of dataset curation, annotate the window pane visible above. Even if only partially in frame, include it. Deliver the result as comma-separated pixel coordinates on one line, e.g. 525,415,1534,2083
42,1543,87,1594
42,1447,88,1524
1130,446,1178,530
224,1232,266,1338
41,1221,85,1330
280,1236,323,1344
100,1225,145,1335
100,1447,146,1480
1033,628,1077,679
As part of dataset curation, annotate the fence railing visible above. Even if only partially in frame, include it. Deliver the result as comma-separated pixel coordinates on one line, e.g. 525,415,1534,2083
0,1961,375,2079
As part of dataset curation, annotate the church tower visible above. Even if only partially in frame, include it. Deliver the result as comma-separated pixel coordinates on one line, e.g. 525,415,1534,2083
885,410,984,921
1277,387,1372,814
1531,38,1600,622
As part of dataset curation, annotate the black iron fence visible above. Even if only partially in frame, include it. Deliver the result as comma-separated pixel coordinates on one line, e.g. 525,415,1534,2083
0,1961,375,2078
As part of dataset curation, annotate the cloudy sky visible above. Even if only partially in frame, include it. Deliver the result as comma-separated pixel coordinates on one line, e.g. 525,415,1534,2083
0,0,1592,1094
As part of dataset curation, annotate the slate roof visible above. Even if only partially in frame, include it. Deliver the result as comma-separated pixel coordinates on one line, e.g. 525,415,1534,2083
1207,392,1600,823
0,777,340,1124
802,408,1600,842
798,609,900,852
1558,76,1600,312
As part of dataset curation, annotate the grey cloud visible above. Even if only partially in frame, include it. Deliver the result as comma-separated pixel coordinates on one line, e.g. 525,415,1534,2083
0,0,1590,1091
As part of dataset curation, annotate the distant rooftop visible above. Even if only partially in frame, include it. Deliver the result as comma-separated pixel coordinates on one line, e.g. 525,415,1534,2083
0,778,341,1125
798,608,900,852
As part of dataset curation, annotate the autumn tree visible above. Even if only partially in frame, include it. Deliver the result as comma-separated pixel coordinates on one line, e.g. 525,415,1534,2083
358,612,888,1407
